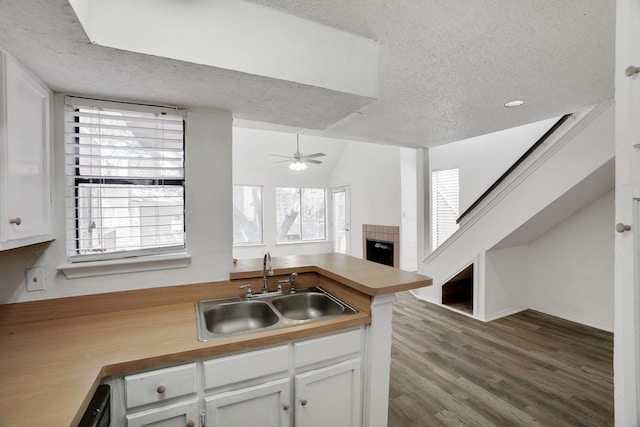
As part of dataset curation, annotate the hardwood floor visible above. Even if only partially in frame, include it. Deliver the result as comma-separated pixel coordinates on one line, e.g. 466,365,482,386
388,292,614,427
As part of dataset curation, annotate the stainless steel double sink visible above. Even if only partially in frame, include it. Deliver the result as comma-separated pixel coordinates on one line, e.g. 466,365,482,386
195,287,357,342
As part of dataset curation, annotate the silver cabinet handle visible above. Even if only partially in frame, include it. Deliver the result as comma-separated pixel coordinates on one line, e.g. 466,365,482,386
9,217,21,225
626,66,640,77
616,223,631,233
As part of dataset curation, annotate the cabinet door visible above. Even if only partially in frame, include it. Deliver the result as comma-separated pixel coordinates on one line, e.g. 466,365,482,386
295,358,361,427
1,53,51,245
204,378,290,427
126,399,198,427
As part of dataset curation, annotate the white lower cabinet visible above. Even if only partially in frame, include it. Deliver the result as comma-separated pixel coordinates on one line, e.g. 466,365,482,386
204,378,290,427
294,358,361,427
126,399,199,427
109,328,363,427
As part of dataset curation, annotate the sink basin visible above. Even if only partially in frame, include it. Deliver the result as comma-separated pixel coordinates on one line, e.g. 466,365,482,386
195,287,358,341
272,292,345,320
201,300,279,335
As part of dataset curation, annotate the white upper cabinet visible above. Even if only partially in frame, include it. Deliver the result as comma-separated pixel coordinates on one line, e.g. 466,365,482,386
0,50,52,250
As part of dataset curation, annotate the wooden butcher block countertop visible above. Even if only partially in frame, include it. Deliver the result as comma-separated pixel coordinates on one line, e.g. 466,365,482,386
0,253,431,426
231,253,432,295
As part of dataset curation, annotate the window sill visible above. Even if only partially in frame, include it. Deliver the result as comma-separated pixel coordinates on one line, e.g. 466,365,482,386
56,253,192,279
275,240,329,246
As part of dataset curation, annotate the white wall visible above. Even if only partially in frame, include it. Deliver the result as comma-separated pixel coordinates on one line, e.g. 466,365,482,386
429,116,560,213
0,96,233,304
484,245,528,320
527,189,614,331
400,148,418,271
233,128,413,267
417,102,615,320
330,141,403,260
232,128,342,259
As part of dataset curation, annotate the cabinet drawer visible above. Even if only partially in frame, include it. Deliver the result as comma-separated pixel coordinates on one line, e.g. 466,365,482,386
294,329,361,368
125,363,197,409
204,345,288,390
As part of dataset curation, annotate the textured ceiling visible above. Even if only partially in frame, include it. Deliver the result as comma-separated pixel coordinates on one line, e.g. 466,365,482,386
244,0,615,147
0,0,615,148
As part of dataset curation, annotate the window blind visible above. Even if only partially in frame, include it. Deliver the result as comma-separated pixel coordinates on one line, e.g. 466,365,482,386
331,188,347,254
64,97,186,261
432,167,459,251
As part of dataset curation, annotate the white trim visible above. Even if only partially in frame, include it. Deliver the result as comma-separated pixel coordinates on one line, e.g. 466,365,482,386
527,305,614,333
482,305,528,322
56,252,191,279
65,96,185,117
423,100,612,264
408,289,478,319
275,240,329,246
408,288,436,303
410,288,613,331
432,255,478,288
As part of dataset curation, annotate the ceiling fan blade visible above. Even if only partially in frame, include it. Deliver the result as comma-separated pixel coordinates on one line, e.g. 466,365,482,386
269,154,293,159
305,159,323,164
301,152,325,159
273,159,292,163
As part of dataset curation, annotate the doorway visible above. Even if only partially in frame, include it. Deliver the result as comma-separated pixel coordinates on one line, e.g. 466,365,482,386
331,186,350,254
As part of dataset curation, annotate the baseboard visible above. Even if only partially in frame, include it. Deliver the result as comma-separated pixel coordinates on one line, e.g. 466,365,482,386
482,305,528,322
409,289,477,319
409,289,437,304
527,305,613,332
406,292,614,332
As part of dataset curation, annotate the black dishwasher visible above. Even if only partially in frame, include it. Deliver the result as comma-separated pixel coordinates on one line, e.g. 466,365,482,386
78,384,110,427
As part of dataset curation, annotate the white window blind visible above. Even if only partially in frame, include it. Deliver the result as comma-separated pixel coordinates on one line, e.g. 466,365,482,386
331,188,347,254
432,167,459,251
64,97,186,261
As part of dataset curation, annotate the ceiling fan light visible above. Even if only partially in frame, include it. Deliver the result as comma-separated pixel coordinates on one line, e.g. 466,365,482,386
289,160,307,171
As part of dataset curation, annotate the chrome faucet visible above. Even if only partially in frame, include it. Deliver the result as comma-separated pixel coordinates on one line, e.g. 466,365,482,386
289,272,297,293
277,272,298,294
262,252,273,293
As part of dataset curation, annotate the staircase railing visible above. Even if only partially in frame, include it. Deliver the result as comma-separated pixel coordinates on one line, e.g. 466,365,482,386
456,114,572,224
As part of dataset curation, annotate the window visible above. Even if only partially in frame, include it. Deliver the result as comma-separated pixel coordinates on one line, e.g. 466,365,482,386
64,97,185,261
233,185,263,245
276,187,326,242
432,167,459,250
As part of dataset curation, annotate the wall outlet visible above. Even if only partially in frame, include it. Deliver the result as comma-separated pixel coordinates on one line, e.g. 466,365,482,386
26,267,46,291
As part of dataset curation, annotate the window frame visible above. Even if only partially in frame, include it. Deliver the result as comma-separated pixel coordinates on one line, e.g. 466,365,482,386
431,166,460,251
64,97,186,262
275,186,327,244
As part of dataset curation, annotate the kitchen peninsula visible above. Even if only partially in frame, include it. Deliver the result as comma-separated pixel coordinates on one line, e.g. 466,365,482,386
0,253,431,426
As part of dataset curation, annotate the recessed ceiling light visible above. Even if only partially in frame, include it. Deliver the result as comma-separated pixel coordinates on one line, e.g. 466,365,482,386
504,100,524,107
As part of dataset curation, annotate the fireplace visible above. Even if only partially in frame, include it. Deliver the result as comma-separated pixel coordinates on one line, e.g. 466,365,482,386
363,224,399,268
366,239,394,267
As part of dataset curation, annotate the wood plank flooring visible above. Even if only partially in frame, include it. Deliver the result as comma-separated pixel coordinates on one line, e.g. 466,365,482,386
388,292,613,427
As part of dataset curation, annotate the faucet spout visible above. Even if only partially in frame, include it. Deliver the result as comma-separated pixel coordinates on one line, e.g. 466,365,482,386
262,252,273,293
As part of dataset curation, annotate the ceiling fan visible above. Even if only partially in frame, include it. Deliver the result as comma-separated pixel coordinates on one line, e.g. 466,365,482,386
269,135,325,171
